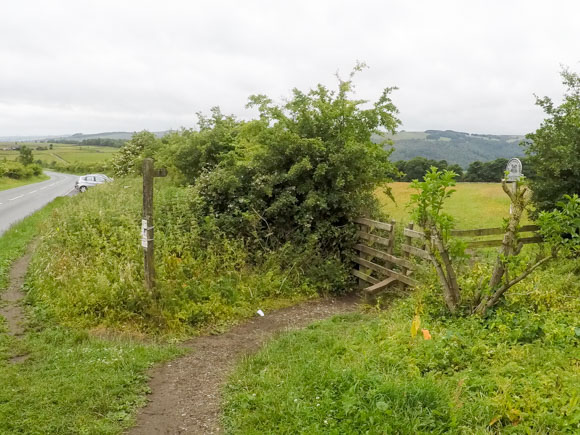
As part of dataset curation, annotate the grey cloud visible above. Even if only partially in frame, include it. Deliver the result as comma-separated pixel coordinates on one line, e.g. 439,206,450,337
0,0,579,136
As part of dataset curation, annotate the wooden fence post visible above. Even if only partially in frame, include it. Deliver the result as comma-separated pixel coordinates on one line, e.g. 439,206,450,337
403,222,414,277
387,219,396,256
357,221,369,288
142,158,156,297
141,158,167,300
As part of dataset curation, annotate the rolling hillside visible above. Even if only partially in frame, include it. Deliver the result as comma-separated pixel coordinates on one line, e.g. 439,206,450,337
375,130,526,167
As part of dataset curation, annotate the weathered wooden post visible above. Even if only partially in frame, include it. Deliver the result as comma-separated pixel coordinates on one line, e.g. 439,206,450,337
402,222,414,277
141,158,167,299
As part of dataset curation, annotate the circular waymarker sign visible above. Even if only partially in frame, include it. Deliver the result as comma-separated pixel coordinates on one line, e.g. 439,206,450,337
506,158,523,182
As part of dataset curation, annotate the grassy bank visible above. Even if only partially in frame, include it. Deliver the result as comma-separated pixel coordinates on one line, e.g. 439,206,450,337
0,197,62,289
0,199,180,434
0,174,50,192
222,182,579,433
223,260,580,433
25,179,331,335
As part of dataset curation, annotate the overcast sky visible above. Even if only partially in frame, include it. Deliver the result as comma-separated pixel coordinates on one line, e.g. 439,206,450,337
1,0,578,137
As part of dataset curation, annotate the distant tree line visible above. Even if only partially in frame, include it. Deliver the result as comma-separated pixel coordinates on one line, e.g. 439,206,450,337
394,157,536,182
0,145,43,179
44,138,127,147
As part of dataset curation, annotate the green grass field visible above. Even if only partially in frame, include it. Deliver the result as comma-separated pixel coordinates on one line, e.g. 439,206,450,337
0,143,118,165
377,182,531,228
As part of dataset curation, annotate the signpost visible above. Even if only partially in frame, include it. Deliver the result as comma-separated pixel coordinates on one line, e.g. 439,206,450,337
505,158,523,215
506,158,523,182
142,158,167,298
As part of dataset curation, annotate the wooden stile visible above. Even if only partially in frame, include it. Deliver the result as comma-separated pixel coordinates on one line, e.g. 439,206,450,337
401,243,430,261
353,257,419,287
352,269,380,285
356,231,392,248
355,244,415,271
364,277,398,295
354,217,393,232
403,227,425,240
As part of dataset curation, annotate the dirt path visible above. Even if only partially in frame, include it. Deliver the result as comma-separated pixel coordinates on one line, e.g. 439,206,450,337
128,294,361,434
0,242,36,337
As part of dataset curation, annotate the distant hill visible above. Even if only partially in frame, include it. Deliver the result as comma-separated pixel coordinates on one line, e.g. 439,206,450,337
0,131,172,143
57,131,172,141
375,130,526,167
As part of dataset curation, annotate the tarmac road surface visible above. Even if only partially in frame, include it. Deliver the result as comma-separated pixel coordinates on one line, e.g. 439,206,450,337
0,171,78,236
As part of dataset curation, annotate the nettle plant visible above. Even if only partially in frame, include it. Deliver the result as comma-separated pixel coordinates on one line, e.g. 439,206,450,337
409,168,578,315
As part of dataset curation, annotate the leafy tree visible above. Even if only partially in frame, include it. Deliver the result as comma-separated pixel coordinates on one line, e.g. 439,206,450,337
524,68,580,214
447,163,463,178
111,131,159,176
193,64,400,255
166,107,240,183
410,169,563,315
409,167,462,312
464,158,507,182
18,145,34,166
395,157,457,181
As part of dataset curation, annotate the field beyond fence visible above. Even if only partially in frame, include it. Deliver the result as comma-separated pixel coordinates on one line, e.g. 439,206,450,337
377,182,531,227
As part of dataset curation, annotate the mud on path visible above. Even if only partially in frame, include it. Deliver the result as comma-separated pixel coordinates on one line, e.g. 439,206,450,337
0,241,37,337
128,294,361,434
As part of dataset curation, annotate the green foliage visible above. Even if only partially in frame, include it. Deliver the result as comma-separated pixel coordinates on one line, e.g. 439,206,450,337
0,199,181,434
409,167,457,241
224,262,580,433
395,157,463,181
191,65,400,255
25,180,340,333
44,160,110,175
161,108,240,183
537,194,580,255
22,66,400,332
0,160,42,180
524,68,580,214
463,157,508,182
18,145,34,165
111,131,159,177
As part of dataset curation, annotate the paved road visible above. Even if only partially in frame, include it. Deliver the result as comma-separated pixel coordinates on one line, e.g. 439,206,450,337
0,171,78,236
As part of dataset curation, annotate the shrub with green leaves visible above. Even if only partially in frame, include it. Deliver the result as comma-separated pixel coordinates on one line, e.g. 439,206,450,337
524,68,580,215
25,180,345,332
0,160,42,179
537,193,580,255
192,65,400,256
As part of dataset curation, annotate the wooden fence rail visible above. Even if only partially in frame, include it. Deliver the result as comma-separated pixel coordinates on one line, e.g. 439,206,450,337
402,224,542,249
353,219,543,297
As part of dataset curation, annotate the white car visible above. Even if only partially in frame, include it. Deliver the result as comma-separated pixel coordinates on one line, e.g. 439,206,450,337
75,174,113,192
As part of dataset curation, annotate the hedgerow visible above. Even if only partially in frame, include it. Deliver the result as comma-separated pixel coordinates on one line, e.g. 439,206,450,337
25,66,400,332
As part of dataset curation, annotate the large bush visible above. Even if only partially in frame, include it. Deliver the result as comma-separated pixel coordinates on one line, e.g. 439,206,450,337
0,161,42,179
524,68,580,214
27,67,402,331
192,65,401,255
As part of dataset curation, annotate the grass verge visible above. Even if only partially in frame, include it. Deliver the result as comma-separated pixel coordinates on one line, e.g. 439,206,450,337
0,198,181,434
25,179,330,335
223,260,580,433
0,174,50,192
0,196,63,289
